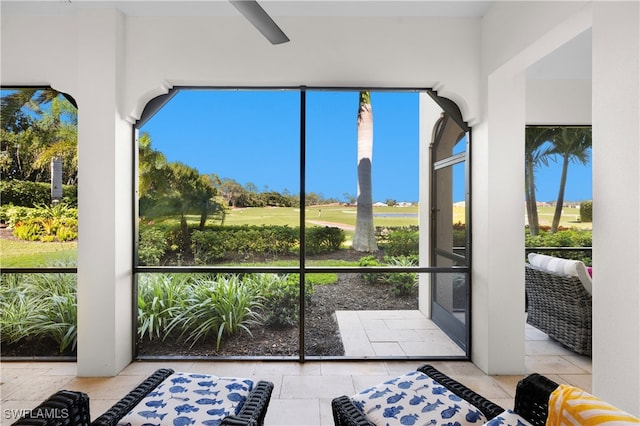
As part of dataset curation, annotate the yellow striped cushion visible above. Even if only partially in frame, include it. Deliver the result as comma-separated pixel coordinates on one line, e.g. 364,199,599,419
547,384,640,425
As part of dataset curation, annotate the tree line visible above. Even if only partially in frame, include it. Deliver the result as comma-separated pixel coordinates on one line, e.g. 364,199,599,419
525,126,591,236
0,89,344,216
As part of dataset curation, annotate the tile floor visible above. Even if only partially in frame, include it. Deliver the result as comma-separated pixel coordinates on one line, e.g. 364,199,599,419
0,323,591,426
335,310,465,357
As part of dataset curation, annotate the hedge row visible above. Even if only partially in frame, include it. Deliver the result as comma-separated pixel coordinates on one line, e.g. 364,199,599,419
1,180,77,207
139,224,346,265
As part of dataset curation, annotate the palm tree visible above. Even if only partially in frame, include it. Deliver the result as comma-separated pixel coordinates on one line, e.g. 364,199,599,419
352,91,378,252
1,88,59,131
33,96,79,185
524,127,556,236
548,127,591,233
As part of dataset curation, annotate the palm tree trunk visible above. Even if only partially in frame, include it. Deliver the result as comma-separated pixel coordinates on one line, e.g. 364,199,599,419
525,156,540,235
551,153,570,233
353,91,378,252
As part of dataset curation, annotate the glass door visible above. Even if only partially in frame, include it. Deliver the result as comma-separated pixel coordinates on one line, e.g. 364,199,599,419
430,112,470,352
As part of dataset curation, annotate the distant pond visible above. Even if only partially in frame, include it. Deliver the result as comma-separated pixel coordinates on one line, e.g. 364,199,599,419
373,213,418,218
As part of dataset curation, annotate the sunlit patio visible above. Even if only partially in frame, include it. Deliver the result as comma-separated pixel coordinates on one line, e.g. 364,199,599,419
335,310,464,357
0,322,592,426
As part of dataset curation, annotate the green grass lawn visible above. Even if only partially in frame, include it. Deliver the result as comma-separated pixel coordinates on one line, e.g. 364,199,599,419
224,204,420,228
1,238,77,268
535,206,592,230
1,204,591,266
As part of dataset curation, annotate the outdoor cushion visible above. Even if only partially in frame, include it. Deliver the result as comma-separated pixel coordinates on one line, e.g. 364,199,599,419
483,410,533,426
548,384,640,425
528,253,592,295
116,371,254,426
351,370,487,425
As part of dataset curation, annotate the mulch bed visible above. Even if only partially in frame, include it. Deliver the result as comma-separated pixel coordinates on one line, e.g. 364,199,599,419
2,249,418,359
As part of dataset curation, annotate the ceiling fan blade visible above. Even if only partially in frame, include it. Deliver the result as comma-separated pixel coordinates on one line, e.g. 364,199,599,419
229,0,290,45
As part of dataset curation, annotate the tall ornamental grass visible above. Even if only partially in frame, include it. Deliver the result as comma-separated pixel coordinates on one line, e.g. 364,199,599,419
0,268,78,353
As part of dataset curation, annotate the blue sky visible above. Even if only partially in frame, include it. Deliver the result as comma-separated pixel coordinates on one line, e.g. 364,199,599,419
140,89,592,203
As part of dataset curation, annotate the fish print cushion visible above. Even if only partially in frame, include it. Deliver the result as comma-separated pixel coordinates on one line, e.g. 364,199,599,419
117,372,254,426
351,371,487,426
484,410,533,426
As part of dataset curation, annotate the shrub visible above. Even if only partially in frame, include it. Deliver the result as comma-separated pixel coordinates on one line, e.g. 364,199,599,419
248,274,302,327
381,228,419,257
359,255,383,284
13,220,42,241
137,274,192,341
7,203,78,242
0,271,78,353
305,226,345,254
138,225,169,265
5,206,39,227
191,225,299,263
168,275,263,350
384,256,418,297
0,280,48,344
525,228,593,266
0,180,77,207
28,272,78,352
580,201,592,222
56,222,78,242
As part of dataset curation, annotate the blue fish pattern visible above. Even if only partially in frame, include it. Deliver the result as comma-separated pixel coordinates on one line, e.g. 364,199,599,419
409,394,426,405
145,400,167,409
172,416,194,426
484,410,534,426
174,404,199,414
195,398,222,405
350,372,488,426
193,389,219,396
169,386,188,394
116,372,254,426
137,411,167,420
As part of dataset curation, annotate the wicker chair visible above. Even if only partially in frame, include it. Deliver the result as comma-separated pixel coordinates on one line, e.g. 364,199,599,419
525,263,592,356
331,364,505,426
13,369,273,426
92,368,273,426
513,373,560,426
11,390,91,426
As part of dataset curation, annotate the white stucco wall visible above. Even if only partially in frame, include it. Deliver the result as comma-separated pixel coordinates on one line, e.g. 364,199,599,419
1,7,484,375
526,79,591,125
121,15,482,122
591,1,639,414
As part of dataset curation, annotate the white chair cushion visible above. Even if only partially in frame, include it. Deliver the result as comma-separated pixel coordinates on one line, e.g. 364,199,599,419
351,371,487,426
528,253,592,295
117,372,254,426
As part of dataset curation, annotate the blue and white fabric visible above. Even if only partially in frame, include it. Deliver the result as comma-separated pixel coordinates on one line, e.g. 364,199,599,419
117,372,254,426
351,371,487,426
484,410,533,426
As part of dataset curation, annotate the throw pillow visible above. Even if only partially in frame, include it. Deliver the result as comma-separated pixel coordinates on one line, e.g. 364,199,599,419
352,371,487,425
528,253,592,295
548,384,640,425
117,372,254,426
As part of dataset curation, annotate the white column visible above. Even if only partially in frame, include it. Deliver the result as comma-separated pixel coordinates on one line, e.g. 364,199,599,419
592,1,640,415
76,9,133,376
471,69,526,374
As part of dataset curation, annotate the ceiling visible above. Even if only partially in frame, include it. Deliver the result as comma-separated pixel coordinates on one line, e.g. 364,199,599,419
1,1,493,17
527,28,592,80
2,0,592,81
